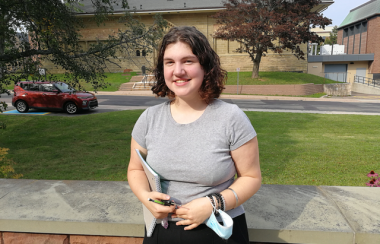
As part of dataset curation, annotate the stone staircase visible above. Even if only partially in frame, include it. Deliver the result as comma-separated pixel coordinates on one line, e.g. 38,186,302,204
119,75,156,91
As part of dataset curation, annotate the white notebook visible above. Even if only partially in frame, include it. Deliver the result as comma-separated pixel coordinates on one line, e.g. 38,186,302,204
135,149,162,237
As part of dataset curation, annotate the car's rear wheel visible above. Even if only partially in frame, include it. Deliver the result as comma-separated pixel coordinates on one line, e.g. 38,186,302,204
65,102,78,114
16,100,29,113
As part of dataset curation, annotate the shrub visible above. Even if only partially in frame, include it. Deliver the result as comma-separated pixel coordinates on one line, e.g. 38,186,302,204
0,148,23,179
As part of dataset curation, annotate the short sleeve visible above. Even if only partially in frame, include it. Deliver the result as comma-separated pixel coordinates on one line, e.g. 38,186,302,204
131,109,149,149
228,106,257,151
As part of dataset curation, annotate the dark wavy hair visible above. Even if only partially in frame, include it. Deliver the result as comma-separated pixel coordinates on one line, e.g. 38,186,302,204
152,26,227,104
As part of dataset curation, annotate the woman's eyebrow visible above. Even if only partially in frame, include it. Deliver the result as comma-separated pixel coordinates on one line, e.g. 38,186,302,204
163,55,197,60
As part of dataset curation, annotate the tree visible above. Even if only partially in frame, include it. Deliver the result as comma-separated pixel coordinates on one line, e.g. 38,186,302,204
0,0,167,94
324,25,338,45
213,0,332,78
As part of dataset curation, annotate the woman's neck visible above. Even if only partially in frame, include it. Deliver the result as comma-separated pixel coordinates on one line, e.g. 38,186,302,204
170,96,209,124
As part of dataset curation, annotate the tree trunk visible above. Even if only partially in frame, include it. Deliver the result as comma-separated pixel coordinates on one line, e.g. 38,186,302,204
251,61,260,79
251,52,262,79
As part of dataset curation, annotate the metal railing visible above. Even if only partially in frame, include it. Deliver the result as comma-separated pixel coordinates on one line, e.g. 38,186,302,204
354,75,380,88
324,72,347,83
132,75,156,89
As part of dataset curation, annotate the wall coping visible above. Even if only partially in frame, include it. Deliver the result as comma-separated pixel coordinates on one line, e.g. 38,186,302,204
0,179,379,244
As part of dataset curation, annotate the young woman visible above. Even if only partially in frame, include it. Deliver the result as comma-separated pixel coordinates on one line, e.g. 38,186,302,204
127,26,261,244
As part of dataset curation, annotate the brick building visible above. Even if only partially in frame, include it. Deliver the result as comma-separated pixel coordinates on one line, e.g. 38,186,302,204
44,0,333,74
308,0,379,82
338,0,380,79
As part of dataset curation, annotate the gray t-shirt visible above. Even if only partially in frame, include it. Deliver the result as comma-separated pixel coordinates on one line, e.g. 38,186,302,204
132,99,257,220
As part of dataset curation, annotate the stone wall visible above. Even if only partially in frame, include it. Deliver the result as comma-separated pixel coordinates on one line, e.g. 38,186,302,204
44,11,308,74
352,82,380,95
0,232,142,244
323,83,351,96
224,84,323,96
1,179,380,244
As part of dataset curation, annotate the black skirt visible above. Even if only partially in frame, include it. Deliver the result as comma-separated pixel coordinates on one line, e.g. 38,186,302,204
143,213,249,244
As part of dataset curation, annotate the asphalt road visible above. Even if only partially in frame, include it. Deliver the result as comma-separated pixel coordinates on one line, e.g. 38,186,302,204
1,94,380,116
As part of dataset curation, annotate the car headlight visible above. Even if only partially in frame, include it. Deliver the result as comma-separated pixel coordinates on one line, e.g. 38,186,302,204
78,96,91,99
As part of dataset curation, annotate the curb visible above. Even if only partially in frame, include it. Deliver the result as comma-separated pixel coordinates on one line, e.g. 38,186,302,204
93,91,380,103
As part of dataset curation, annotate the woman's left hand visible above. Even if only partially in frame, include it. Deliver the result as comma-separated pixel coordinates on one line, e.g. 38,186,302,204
172,197,213,230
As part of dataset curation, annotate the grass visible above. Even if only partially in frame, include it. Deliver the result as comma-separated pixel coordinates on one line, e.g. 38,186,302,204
4,72,137,92
4,71,335,93
226,71,337,85
1,111,379,186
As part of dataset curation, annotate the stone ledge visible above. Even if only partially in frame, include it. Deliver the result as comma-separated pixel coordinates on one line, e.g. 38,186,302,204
0,179,379,244
224,84,323,96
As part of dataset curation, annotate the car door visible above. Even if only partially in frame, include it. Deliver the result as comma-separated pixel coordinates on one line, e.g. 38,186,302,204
39,84,62,108
23,83,44,108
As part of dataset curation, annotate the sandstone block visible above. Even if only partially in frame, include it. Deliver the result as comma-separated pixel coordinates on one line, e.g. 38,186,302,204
3,232,68,244
70,235,143,244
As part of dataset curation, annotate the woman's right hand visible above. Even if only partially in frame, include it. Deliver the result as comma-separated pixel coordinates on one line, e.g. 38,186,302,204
143,192,176,219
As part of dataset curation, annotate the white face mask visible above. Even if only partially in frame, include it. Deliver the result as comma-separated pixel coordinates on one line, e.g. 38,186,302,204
205,209,233,240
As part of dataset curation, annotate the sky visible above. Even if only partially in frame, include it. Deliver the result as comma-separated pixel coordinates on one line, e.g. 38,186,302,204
323,0,371,27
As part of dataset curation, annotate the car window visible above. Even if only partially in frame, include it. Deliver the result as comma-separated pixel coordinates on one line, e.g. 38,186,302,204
41,84,58,92
54,82,76,93
28,83,40,91
20,83,28,90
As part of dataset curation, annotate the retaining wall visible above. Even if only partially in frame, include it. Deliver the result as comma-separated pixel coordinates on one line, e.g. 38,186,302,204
1,179,380,244
352,82,380,95
224,84,324,96
323,83,352,96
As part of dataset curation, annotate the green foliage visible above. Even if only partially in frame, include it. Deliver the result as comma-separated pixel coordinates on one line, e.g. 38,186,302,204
0,101,7,113
4,72,138,91
0,147,23,179
0,101,7,128
213,0,332,78
0,0,168,93
324,25,338,45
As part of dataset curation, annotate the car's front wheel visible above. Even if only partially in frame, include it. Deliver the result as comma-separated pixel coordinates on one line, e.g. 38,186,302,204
16,100,29,113
64,102,78,114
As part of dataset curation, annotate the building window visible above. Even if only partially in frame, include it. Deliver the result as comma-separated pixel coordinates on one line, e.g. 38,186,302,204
136,50,140,56
142,50,147,56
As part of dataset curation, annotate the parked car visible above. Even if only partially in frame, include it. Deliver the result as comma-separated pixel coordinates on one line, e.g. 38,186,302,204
12,81,98,114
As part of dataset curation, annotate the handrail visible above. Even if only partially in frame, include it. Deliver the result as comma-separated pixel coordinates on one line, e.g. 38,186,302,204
132,75,156,90
354,75,380,88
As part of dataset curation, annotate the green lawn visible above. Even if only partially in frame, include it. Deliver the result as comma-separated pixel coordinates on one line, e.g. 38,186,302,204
4,71,335,92
0,111,378,186
226,71,337,85
4,72,137,92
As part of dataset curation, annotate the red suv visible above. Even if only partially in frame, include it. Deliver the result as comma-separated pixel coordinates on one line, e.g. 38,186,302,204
12,81,98,114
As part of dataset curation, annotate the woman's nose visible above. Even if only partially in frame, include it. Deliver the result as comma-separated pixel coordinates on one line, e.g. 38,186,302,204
173,63,185,76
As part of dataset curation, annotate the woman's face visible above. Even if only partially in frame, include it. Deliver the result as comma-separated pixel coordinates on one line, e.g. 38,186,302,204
163,41,205,100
